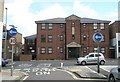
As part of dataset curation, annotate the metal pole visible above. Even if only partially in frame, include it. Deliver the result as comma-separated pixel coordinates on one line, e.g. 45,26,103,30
11,45,14,76
4,8,8,58
97,42,100,73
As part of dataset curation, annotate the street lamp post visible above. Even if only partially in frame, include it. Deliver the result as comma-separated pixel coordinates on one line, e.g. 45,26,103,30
4,8,8,58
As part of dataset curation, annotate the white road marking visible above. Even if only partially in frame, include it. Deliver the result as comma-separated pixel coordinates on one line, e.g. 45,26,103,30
100,65,118,72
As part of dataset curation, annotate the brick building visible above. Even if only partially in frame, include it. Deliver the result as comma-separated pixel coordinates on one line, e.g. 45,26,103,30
34,14,110,60
24,34,36,60
109,21,120,58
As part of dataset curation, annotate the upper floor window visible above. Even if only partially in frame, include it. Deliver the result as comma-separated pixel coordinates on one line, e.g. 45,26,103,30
41,35,46,43
41,24,46,30
60,47,64,53
48,35,53,42
41,47,46,54
83,23,86,28
72,22,75,27
100,23,104,29
60,35,64,41
93,23,97,29
60,24,63,28
48,24,53,30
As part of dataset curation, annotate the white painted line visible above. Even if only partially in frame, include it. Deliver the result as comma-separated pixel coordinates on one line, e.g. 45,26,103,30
100,65,118,72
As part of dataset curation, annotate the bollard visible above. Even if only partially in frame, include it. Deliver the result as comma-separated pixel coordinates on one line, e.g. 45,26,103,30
60,62,63,68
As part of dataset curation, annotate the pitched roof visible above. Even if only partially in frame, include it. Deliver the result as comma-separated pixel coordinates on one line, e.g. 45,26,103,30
24,34,36,39
35,15,111,24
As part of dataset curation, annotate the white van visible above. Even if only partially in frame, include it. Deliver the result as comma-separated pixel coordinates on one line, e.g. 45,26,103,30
77,52,106,65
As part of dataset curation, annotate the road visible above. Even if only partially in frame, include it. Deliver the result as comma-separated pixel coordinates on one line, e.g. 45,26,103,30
2,59,118,81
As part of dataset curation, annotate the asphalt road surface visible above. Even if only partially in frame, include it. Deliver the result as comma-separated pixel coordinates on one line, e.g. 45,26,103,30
2,59,118,81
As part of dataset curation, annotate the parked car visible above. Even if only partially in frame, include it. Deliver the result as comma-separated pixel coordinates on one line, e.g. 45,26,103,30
77,52,106,65
108,67,120,82
2,58,6,67
2,58,9,64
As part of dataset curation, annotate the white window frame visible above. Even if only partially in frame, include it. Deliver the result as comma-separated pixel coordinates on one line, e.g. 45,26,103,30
41,23,46,30
93,23,97,29
101,47,105,53
41,47,46,54
100,23,104,29
48,47,53,54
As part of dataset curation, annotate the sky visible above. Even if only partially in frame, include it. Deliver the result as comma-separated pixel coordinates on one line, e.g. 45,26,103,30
4,0,120,43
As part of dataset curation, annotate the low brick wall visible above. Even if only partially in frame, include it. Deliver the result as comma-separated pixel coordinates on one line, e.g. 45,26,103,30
20,54,32,61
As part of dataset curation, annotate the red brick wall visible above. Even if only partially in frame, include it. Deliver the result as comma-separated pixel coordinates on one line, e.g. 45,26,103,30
36,23,65,60
20,54,32,61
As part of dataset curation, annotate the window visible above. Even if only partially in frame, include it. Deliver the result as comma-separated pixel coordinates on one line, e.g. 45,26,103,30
48,24,53,29
48,47,53,54
41,35,46,42
101,35,105,42
89,54,94,57
83,47,87,53
60,47,64,53
41,24,46,30
83,35,87,41
48,35,53,42
119,47,120,53
95,54,101,57
93,23,97,29
72,35,75,40
41,47,46,54
3,32,7,39
118,41,120,46
60,35,64,41
101,47,105,53
60,24,63,28
83,23,86,28
72,22,75,27
94,48,98,52
72,26,75,35
100,23,104,29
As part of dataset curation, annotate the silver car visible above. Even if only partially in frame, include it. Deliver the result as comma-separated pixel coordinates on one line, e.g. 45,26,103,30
108,67,120,82
77,52,106,65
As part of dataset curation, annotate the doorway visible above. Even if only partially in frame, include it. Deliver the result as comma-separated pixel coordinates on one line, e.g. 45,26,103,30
68,47,79,59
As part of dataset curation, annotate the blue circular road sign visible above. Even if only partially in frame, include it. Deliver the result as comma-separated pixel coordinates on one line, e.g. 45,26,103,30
93,32,103,42
8,28,17,36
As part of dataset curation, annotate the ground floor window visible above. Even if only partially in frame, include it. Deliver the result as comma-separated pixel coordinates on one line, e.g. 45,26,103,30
101,47,105,53
94,48,98,52
48,47,53,54
119,47,120,53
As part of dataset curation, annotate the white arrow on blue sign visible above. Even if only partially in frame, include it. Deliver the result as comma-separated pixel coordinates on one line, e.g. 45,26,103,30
93,32,103,42
8,28,17,36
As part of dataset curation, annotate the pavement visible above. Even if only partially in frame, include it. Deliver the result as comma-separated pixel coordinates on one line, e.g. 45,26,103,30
58,66,107,79
1,66,108,81
0,69,28,82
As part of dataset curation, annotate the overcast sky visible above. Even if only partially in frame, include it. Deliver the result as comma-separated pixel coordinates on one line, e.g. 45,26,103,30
4,0,119,43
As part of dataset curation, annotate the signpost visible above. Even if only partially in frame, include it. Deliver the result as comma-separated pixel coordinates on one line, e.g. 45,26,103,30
8,26,17,76
8,28,17,37
93,32,103,73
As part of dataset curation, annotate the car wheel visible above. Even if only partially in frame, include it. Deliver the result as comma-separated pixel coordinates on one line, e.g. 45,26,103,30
109,75,115,82
100,60,105,65
81,61,86,65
